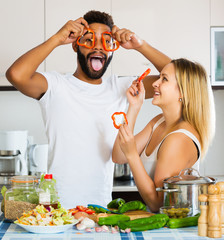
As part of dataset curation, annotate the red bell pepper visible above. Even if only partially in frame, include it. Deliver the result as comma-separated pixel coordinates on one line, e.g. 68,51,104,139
138,68,151,82
111,112,128,129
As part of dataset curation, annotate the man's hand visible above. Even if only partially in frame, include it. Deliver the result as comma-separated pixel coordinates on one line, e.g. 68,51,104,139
112,25,143,50
54,18,89,45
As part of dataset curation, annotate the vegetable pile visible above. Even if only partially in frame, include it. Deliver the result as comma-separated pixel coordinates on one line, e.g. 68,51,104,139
15,205,77,226
94,199,200,232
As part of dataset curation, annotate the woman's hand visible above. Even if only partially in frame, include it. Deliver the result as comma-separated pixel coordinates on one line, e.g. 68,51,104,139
126,80,145,109
54,18,89,45
118,123,138,161
111,25,143,50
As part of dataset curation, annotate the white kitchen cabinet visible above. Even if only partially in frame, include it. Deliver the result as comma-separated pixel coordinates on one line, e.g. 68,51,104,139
0,0,45,86
211,0,224,26
45,0,112,76
111,0,210,76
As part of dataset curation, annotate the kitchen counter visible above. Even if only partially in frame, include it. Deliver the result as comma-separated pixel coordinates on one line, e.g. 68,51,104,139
0,215,224,240
113,179,137,192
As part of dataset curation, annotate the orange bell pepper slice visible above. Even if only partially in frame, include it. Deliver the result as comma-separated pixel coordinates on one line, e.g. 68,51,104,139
111,112,128,129
76,28,95,49
102,32,120,52
138,68,151,82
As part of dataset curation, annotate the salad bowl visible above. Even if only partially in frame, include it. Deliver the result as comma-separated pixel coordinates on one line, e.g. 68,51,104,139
15,221,78,234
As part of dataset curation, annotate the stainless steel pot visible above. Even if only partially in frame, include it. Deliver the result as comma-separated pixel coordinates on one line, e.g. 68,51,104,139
114,163,133,181
156,168,215,216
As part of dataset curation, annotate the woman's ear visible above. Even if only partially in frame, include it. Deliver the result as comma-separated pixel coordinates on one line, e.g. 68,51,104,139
72,42,78,52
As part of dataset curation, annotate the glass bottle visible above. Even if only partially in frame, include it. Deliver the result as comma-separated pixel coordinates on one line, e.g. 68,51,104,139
39,173,58,209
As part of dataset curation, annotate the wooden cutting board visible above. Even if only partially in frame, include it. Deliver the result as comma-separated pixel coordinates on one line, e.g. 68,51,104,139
123,210,154,220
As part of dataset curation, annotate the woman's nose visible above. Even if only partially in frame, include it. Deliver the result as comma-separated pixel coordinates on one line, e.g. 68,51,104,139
152,79,160,88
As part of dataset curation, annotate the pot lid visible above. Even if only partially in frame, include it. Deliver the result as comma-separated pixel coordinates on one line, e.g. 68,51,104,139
164,168,215,185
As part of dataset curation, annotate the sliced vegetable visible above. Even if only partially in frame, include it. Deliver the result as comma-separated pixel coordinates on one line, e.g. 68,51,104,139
102,32,120,52
138,68,151,82
76,205,88,212
14,205,77,226
69,208,79,215
111,112,128,129
85,209,95,214
68,205,95,215
76,28,95,49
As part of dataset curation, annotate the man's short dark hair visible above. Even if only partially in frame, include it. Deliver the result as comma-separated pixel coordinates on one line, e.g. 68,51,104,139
83,10,114,30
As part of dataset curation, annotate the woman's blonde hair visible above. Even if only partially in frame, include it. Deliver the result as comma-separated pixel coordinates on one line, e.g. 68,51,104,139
171,58,215,158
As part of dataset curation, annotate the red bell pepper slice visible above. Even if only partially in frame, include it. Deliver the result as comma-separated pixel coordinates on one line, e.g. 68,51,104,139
111,112,128,129
138,68,151,82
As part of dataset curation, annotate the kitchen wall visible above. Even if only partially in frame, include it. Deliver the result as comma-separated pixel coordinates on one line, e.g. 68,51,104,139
0,0,224,175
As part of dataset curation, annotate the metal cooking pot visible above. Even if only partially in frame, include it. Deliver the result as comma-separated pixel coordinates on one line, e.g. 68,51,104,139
156,168,215,216
114,163,133,181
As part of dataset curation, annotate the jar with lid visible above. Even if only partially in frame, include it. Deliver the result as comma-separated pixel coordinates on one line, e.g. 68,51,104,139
4,175,39,221
39,174,58,209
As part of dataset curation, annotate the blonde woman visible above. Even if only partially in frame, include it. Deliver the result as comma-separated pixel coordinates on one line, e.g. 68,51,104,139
112,58,215,212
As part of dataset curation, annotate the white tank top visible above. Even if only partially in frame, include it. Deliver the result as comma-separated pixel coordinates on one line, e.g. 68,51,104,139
140,116,201,180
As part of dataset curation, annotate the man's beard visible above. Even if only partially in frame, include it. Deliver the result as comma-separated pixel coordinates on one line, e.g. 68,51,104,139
77,48,113,79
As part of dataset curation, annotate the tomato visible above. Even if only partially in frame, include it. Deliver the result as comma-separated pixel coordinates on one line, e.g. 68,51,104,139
86,209,95,214
76,205,88,212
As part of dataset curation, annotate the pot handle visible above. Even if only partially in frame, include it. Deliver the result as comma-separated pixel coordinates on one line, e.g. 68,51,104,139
156,187,179,193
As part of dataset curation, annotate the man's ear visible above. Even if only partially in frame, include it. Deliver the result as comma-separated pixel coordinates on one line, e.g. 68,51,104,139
72,42,78,52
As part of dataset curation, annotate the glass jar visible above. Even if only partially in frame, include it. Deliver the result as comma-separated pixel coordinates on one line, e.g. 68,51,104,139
4,175,39,221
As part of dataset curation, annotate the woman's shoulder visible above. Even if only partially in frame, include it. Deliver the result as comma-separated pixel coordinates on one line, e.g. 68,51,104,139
159,121,201,161
158,124,200,168
174,121,200,143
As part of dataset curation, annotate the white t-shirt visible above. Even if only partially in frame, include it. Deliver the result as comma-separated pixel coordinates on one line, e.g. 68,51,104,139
39,72,134,209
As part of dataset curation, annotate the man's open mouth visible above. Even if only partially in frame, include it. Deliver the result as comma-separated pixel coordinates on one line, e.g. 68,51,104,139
89,54,106,72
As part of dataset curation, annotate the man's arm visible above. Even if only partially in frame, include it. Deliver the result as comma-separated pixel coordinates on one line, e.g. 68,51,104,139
6,18,88,99
112,26,171,99
6,37,59,99
137,41,171,99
